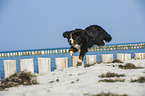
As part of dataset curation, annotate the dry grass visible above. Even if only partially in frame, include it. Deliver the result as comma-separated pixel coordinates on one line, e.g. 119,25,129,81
99,78,125,82
0,71,39,91
85,92,128,96
84,64,96,67
112,59,123,63
131,76,145,83
99,72,125,78
118,63,144,69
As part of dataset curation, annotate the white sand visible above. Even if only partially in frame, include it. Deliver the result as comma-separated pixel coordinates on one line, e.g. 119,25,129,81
0,59,145,96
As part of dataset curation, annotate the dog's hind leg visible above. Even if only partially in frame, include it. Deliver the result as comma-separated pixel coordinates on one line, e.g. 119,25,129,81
98,42,105,47
94,41,105,47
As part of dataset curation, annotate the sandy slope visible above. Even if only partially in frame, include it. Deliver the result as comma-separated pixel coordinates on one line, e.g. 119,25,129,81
0,59,145,96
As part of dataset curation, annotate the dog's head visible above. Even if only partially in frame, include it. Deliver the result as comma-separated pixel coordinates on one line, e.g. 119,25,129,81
63,29,85,48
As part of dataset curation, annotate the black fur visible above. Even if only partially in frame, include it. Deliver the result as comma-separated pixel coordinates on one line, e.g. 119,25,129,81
63,25,112,61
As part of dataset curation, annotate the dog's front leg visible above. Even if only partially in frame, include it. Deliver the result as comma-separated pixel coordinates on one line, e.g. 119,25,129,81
69,46,78,56
77,47,88,66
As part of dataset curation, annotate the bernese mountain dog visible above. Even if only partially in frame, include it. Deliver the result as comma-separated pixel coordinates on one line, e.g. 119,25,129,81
63,25,112,66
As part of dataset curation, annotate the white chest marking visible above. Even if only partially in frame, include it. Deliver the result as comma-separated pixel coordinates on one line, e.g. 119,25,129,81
74,44,81,49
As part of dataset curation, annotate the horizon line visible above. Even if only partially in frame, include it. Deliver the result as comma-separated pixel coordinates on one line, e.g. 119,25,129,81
0,41,145,53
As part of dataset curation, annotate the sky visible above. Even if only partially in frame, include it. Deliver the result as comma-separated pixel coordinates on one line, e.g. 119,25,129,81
0,0,145,51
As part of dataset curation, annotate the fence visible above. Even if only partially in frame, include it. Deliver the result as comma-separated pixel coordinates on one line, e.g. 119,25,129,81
0,42,145,80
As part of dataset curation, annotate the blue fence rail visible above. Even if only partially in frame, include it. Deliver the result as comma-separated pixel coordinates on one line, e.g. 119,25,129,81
0,42,145,80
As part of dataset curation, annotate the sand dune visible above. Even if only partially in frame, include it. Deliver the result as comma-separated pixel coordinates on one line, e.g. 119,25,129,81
0,59,145,96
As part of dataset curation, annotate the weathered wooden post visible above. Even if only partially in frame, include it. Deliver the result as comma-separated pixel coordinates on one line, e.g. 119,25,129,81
101,54,113,63
20,58,34,73
72,56,84,67
86,55,97,64
38,58,51,74
117,53,131,61
55,57,68,70
3,60,16,78
134,53,145,59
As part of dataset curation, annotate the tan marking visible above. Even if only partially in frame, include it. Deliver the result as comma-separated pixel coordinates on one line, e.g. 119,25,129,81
79,56,83,61
102,43,105,46
69,48,76,52
73,40,78,44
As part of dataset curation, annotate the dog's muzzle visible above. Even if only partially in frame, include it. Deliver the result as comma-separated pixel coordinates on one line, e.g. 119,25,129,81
69,34,74,45
69,39,73,45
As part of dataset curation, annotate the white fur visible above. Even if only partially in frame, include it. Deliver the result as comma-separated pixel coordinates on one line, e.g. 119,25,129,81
69,51,73,56
74,44,81,49
77,59,82,63
69,34,81,49
69,34,73,44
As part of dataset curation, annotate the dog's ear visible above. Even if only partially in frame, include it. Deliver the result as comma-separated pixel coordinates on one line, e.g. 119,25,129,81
63,31,70,38
73,32,80,36
73,29,84,36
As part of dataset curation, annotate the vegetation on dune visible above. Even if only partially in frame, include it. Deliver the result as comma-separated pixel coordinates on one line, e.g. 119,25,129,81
131,76,145,83
84,63,96,67
0,71,39,91
99,78,125,82
99,72,125,78
85,92,128,96
112,59,123,63
118,63,144,69
98,72,125,83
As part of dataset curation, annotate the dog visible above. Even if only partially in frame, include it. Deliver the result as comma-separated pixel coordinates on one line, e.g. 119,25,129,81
63,25,112,66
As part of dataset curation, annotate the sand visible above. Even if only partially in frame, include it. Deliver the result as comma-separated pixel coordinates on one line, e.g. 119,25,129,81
0,59,145,96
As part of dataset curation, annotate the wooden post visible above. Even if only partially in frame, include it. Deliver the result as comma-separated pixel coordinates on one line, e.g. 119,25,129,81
55,57,68,70
3,60,16,78
86,55,97,64
72,56,84,67
101,54,113,63
38,58,51,74
117,53,131,61
134,53,145,59
20,58,34,73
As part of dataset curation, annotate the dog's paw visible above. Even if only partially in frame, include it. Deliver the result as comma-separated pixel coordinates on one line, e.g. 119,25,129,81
77,59,82,62
69,51,73,56
77,59,83,66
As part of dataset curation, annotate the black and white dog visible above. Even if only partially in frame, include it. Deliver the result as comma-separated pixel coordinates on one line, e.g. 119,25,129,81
63,25,112,66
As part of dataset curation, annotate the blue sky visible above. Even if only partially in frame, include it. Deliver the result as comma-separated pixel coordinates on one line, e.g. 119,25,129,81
0,0,145,51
